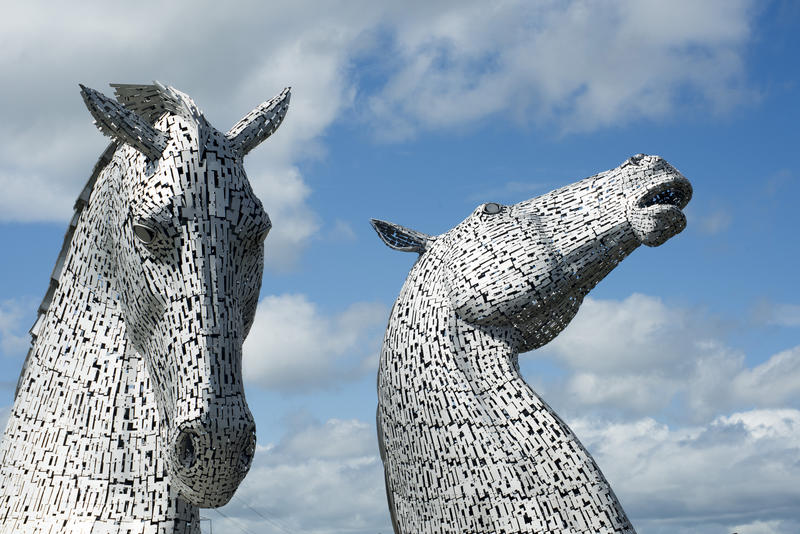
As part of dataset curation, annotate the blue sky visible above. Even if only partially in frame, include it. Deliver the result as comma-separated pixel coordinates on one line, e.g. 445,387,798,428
0,1,798,533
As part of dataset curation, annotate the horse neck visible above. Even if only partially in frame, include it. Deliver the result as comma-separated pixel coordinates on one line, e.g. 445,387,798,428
0,152,198,533
379,264,634,533
380,261,528,418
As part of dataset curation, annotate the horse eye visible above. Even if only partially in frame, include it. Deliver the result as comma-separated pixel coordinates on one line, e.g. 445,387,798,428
483,202,502,215
132,222,157,244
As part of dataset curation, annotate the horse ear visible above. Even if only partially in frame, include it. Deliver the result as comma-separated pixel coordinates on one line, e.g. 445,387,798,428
370,219,432,254
79,84,167,161
226,87,291,157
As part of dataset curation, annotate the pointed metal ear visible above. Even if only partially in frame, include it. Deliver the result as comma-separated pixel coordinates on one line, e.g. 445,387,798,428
226,87,291,157
370,219,433,254
79,84,167,161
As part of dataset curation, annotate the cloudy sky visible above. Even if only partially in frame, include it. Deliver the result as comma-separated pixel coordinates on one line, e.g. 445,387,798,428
0,1,798,533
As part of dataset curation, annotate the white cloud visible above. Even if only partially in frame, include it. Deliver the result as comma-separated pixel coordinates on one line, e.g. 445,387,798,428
569,409,800,534
255,165,320,271
731,520,794,534
528,294,800,421
731,347,800,406
208,417,391,534
243,294,387,391
693,208,734,235
205,410,800,534
235,293,797,531
763,169,795,196
0,171,79,223
0,298,33,358
751,299,800,328
0,0,757,243
0,1,369,271
0,406,9,435
365,0,756,139
542,293,715,373
772,304,800,327
328,219,357,242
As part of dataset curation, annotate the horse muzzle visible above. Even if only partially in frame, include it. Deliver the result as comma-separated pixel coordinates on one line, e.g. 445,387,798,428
628,174,692,247
168,407,257,507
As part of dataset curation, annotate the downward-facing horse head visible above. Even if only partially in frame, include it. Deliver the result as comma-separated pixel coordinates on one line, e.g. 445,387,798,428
0,82,289,533
372,154,692,534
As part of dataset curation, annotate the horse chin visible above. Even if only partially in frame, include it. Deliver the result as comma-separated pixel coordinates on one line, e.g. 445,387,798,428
629,204,687,247
177,481,238,508
169,459,248,508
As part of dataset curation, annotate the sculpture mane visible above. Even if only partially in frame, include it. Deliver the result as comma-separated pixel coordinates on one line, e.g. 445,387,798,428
372,154,692,534
0,82,290,533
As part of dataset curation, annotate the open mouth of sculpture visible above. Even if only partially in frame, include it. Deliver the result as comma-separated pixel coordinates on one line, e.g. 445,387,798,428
636,179,692,210
630,177,693,247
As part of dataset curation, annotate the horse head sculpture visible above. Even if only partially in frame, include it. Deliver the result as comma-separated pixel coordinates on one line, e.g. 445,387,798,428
372,155,691,533
0,82,289,532
79,83,289,506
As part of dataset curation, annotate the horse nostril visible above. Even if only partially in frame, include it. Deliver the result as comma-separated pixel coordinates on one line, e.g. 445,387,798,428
178,431,197,469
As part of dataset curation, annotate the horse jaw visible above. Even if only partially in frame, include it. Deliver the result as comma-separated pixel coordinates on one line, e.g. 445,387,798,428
625,156,693,247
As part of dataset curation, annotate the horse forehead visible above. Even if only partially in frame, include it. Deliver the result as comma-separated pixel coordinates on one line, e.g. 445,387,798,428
158,110,241,167
133,158,256,205
130,169,268,234
179,180,268,226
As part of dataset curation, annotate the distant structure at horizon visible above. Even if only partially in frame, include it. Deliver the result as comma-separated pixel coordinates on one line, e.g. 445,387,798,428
0,81,290,533
373,154,692,533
